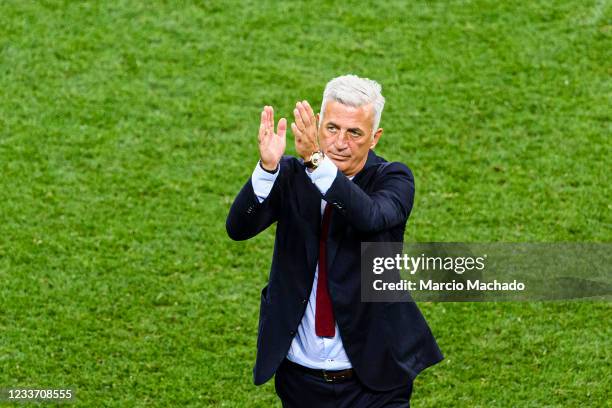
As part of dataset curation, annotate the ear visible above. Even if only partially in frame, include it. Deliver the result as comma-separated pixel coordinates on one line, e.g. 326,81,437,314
370,128,383,149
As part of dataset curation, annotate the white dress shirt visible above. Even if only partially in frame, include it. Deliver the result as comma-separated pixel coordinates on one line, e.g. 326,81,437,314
251,157,352,370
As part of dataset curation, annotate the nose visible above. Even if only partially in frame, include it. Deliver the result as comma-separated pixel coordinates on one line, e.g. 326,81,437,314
334,130,349,149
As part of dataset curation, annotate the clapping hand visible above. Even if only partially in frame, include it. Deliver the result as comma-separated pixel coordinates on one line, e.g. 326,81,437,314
291,101,319,160
258,106,287,171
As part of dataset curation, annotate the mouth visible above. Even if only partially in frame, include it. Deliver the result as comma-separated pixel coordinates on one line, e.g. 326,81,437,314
328,152,350,161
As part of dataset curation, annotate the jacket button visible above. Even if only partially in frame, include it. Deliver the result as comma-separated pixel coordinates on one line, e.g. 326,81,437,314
289,330,296,336
302,299,308,304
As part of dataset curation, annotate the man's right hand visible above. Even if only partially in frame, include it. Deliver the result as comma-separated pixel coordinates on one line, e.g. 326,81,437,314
258,106,287,172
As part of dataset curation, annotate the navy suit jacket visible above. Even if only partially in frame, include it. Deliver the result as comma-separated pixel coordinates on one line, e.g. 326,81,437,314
226,150,443,391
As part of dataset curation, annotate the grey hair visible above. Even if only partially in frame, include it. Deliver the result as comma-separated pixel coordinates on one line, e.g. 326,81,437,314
319,74,385,137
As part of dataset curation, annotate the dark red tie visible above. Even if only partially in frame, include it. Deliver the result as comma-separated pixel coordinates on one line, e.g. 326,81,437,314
315,203,335,337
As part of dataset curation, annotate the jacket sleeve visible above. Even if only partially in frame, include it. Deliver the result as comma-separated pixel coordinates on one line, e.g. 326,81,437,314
226,161,286,241
322,162,415,233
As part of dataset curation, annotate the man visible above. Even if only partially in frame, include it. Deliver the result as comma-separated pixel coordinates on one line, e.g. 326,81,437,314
226,75,443,407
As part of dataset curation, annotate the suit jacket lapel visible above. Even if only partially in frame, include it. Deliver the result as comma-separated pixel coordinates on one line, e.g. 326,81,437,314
294,171,322,274
326,150,382,275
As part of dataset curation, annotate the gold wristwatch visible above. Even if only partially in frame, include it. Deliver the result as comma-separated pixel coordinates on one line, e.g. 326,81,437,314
304,150,324,170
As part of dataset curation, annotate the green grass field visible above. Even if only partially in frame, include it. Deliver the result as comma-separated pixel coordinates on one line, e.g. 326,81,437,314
0,1,610,406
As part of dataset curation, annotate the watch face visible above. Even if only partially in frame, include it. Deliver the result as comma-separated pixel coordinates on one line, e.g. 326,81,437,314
311,151,322,166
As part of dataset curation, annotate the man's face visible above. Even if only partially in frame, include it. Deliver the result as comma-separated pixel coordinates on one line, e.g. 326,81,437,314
318,101,383,177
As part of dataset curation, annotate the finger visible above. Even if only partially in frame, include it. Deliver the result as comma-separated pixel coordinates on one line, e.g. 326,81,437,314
304,100,315,118
297,101,312,127
291,122,302,144
291,122,302,136
258,110,266,142
266,105,274,134
277,118,287,139
294,107,305,130
268,106,275,134
264,106,271,132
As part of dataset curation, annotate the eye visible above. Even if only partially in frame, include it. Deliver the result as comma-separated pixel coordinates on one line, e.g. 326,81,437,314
349,130,361,138
327,125,337,133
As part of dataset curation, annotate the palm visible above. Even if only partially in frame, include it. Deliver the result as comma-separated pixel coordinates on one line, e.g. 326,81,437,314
258,106,287,170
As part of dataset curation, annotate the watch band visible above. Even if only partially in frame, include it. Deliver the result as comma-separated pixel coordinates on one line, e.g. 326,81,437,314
304,151,324,169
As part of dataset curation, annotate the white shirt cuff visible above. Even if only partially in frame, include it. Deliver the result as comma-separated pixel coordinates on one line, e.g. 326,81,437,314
305,156,338,195
251,161,279,203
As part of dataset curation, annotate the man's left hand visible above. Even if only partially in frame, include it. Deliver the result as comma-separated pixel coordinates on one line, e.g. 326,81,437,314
291,100,319,161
